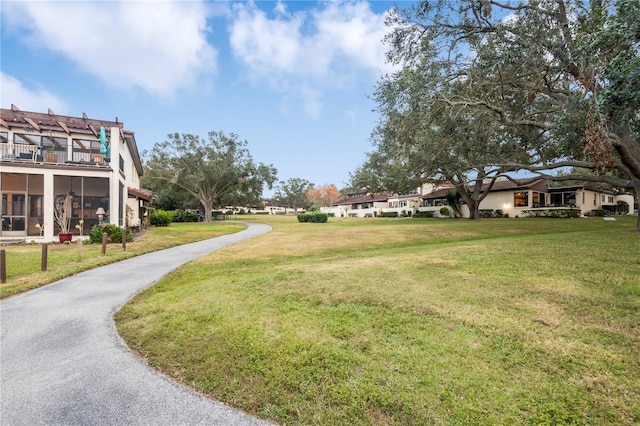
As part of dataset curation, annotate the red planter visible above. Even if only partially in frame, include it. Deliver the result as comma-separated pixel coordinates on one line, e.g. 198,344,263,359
58,233,73,243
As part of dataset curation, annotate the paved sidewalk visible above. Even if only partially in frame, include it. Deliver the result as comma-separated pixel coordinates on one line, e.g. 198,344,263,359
1,223,274,425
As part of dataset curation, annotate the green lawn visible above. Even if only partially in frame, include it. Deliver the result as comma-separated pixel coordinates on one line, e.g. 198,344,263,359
0,221,246,299
116,215,640,425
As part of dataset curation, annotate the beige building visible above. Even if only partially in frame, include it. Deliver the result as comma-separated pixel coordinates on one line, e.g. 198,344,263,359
474,178,635,217
329,178,635,219
1,105,150,243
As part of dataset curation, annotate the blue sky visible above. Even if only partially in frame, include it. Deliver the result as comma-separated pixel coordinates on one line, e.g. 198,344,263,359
1,0,413,196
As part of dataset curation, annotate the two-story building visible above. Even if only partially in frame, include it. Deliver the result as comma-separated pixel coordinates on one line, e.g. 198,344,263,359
1,105,150,243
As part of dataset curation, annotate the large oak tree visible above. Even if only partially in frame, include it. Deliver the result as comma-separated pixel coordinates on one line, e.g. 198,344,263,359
144,131,277,222
367,0,639,227
272,178,313,212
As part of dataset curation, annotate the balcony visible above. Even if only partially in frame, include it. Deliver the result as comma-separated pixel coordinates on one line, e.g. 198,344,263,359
1,142,110,167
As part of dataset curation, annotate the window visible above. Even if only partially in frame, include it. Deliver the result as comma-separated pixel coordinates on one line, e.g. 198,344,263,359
44,136,68,151
119,154,125,172
532,192,546,207
424,199,443,207
594,193,597,206
601,194,605,202
72,138,102,163
29,195,43,217
0,132,8,143
14,133,41,145
514,191,529,207
608,196,614,203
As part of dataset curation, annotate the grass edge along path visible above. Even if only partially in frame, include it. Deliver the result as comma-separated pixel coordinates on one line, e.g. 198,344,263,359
0,222,247,299
117,216,640,425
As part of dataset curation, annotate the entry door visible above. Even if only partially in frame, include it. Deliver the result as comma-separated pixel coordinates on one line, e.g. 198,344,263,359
1,193,26,237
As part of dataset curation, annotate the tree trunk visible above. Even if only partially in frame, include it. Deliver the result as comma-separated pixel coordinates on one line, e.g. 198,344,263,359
632,176,640,232
613,125,640,182
467,201,480,219
202,202,213,223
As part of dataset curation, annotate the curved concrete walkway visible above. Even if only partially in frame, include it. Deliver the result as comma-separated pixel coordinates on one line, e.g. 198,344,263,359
1,223,274,425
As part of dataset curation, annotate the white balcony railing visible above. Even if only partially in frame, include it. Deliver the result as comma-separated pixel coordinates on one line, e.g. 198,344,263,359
0,143,39,161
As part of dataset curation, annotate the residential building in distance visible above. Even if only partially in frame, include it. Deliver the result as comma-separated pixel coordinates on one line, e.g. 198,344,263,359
325,178,635,218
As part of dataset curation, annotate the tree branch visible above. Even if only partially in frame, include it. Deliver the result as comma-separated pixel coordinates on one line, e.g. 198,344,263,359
437,97,550,129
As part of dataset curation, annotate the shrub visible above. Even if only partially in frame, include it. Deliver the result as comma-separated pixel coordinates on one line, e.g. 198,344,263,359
89,224,133,243
479,209,505,218
172,209,201,223
414,211,435,218
439,207,450,217
380,211,398,218
149,209,173,226
297,212,328,223
523,208,581,218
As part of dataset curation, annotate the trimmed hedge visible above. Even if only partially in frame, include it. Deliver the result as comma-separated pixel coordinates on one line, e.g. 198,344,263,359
414,211,435,218
523,208,581,218
479,209,507,218
379,211,398,218
297,212,328,223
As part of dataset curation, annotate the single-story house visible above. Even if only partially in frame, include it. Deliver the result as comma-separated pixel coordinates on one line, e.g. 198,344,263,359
326,178,635,219
1,105,150,243
477,178,634,217
323,192,391,217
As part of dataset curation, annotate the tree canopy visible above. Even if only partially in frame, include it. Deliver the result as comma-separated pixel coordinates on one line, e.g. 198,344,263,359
359,0,639,226
306,184,343,208
144,131,277,221
272,178,313,211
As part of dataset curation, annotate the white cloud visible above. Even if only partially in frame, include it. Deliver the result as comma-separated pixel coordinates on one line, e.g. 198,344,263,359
229,2,305,78
273,1,289,17
228,0,395,118
2,0,217,99
312,1,393,74
1,73,67,113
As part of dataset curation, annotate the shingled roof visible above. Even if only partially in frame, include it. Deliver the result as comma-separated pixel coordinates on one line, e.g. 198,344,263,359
334,192,391,205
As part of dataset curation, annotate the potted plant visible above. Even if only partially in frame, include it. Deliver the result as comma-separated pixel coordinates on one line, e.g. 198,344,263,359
54,194,73,242
45,145,57,162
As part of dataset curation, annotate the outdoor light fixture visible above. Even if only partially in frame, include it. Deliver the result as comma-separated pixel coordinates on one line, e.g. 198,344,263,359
96,207,106,224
